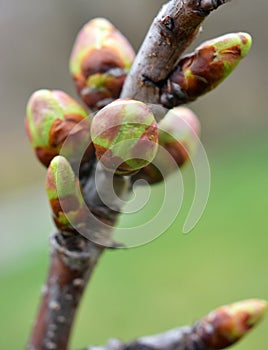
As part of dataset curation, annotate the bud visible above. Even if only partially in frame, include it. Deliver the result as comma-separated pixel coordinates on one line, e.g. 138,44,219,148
161,32,252,108
133,107,200,184
196,299,267,349
70,18,135,110
25,89,93,167
158,107,200,165
91,99,158,175
46,156,87,231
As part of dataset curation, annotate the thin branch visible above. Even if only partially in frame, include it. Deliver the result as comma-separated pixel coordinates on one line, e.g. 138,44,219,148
81,299,267,350
83,327,200,350
121,0,230,104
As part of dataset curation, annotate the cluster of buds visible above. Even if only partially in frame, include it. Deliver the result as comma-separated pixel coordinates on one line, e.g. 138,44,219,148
24,9,267,350
25,19,253,231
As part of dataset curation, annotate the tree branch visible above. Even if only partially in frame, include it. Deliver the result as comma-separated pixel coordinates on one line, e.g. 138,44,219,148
121,0,230,104
83,327,200,350
27,233,104,350
81,299,267,350
27,1,233,350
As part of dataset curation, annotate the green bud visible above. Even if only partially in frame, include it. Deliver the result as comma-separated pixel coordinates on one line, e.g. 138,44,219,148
25,89,93,167
91,99,158,175
197,299,267,349
70,18,135,110
158,107,200,164
133,107,200,184
46,155,86,231
161,32,252,108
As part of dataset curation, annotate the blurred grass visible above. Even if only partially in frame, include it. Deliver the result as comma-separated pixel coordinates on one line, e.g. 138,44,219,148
0,132,267,349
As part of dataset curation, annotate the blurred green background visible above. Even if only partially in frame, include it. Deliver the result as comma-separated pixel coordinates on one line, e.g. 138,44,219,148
0,0,267,349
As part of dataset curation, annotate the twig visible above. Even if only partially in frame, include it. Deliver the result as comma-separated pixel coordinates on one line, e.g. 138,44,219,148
81,299,267,350
83,327,201,350
121,0,230,104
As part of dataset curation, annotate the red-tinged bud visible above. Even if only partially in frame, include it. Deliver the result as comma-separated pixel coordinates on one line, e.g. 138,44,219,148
46,156,87,232
133,107,200,184
196,299,267,349
158,107,200,165
25,89,93,167
91,99,158,175
161,32,252,108
70,18,135,110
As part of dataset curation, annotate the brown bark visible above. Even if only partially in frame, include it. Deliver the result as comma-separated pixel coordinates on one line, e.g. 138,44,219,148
121,0,230,104
27,233,104,350
82,327,202,350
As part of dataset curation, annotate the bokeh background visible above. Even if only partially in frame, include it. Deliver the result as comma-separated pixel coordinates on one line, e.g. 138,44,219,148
0,0,267,349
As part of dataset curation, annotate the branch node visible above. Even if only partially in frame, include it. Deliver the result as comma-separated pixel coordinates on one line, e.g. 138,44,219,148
160,15,175,32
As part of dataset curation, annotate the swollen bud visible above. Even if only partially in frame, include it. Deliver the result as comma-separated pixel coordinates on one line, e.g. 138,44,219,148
46,156,87,232
158,107,200,165
161,32,252,108
25,89,93,167
133,107,200,184
91,99,158,175
197,299,267,349
70,18,135,110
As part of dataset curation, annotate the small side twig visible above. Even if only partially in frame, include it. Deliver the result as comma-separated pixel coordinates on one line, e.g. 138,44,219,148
80,299,267,350
82,327,201,350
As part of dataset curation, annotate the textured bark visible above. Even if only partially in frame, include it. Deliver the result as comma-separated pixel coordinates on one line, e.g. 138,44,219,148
82,327,203,350
121,0,230,104
27,233,104,350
